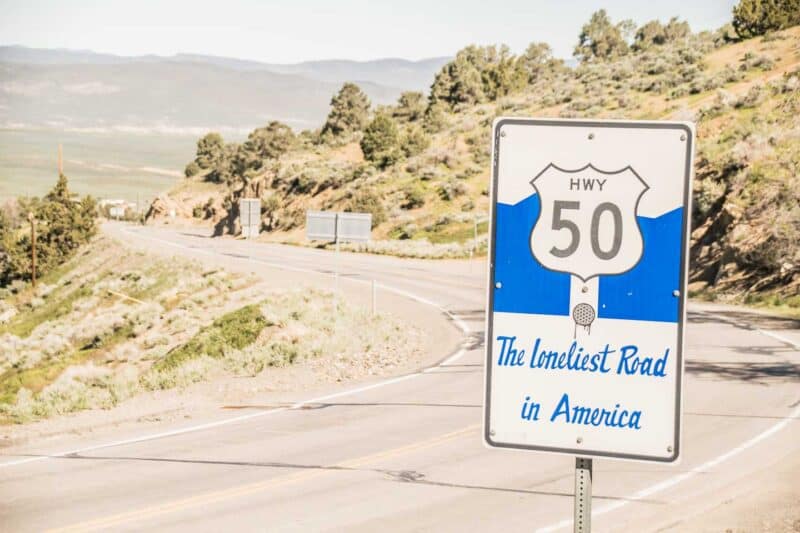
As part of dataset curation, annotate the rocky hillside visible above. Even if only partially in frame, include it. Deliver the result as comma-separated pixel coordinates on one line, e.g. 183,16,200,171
150,15,800,306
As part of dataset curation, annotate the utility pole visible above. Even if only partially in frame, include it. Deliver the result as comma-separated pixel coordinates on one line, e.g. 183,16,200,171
58,143,63,175
28,212,37,288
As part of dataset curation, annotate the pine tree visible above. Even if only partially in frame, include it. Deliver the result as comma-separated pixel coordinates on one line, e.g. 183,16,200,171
322,83,371,136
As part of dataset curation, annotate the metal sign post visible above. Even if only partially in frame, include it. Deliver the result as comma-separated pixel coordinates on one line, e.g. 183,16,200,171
574,458,592,533
334,233,340,292
306,210,372,293
483,118,695,530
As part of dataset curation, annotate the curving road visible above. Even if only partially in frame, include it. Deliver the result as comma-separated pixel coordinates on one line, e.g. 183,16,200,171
1,223,799,532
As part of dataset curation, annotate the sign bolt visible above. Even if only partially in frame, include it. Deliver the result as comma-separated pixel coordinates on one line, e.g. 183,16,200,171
680,134,686,141
500,130,506,137
495,281,503,289
667,445,673,453
672,290,680,297
581,285,588,293
576,437,583,444
588,133,594,140
490,429,496,436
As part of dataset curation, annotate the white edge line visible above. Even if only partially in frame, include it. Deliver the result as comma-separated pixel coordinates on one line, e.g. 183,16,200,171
0,226,472,468
756,328,800,350
697,310,800,349
535,401,800,533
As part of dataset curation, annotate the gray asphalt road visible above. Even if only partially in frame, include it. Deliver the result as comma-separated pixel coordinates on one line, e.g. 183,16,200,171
2,224,799,532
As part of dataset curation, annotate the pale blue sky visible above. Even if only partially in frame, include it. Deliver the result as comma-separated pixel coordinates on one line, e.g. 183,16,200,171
1,0,738,63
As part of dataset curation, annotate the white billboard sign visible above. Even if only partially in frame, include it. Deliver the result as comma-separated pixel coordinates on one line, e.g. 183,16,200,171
484,118,693,462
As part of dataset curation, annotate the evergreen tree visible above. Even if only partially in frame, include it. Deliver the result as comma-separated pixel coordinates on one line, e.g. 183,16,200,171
574,9,630,62
633,18,691,50
393,91,426,122
429,44,527,107
1,174,97,285
238,121,295,174
732,0,800,38
195,133,225,169
430,52,486,106
520,42,559,83
321,82,371,136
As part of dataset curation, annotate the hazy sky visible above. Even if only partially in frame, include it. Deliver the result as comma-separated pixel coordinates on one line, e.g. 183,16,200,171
1,0,737,63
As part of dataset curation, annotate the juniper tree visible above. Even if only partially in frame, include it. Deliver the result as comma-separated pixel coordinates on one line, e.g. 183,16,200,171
322,82,371,136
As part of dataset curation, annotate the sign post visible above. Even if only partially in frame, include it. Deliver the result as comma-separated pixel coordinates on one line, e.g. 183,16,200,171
484,118,694,530
574,457,592,532
306,210,372,292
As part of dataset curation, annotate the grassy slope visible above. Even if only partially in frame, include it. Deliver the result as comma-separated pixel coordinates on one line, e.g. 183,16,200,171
159,27,800,301
0,235,422,423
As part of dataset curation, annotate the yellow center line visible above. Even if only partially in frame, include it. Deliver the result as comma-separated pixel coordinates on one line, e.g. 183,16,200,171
48,424,480,533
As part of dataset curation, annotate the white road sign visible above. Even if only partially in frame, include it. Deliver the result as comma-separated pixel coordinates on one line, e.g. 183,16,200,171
239,198,261,239
484,118,694,462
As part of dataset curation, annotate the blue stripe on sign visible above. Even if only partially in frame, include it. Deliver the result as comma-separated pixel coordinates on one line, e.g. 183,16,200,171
598,206,683,323
493,194,571,316
493,195,683,323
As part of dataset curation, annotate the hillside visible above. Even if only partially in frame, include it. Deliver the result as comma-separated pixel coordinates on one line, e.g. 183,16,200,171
0,233,422,424
153,21,800,307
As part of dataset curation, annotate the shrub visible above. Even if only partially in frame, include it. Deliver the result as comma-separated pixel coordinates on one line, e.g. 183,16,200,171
153,304,268,371
401,184,426,209
401,126,431,157
393,91,426,122
423,102,448,133
194,133,225,169
437,179,467,201
184,161,200,178
736,84,766,108
360,113,402,169
346,189,387,226
739,52,775,71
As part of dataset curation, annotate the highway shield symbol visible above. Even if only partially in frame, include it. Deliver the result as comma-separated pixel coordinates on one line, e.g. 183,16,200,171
529,163,648,281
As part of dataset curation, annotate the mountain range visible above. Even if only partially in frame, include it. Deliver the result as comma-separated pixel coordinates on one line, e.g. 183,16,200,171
0,45,450,133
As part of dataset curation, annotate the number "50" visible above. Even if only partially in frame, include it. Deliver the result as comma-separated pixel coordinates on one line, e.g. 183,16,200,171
549,201,623,260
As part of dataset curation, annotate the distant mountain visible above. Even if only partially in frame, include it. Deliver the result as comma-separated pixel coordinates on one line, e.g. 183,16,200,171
256,57,451,92
0,46,450,133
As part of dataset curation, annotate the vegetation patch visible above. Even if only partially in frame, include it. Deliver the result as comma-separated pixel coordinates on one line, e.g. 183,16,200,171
0,236,422,423
1,283,94,338
154,304,269,371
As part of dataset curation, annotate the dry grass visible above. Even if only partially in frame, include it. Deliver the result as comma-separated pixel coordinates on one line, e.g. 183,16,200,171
0,236,421,423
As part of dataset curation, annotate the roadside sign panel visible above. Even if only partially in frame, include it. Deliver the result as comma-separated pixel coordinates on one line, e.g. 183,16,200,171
484,118,693,462
239,199,261,238
306,211,372,243
336,212,372,242
306,210,338,241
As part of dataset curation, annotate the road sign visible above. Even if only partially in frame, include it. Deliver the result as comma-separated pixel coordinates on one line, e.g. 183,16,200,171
306,210,338,241
306,211,372,243
484,118,694,463
239,199,261,239
336,212,372,242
